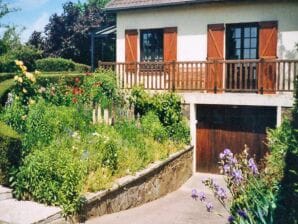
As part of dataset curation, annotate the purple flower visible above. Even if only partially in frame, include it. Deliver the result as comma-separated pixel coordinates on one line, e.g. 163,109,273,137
198,192,206,201
191,189,198,200
223,164,230,173
216,187,227,200
213,182,219,191
232,169,243,184
230,157,238,165
219,152,225,160
228,216,235,223
223,148,233,157
206,202,213,212
248,158,259,175
237,209,248,219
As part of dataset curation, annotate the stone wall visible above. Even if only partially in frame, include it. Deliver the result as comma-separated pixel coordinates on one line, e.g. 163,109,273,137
78,146,193,222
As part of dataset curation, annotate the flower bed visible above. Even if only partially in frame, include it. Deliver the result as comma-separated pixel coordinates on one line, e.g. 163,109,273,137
0,61,190,216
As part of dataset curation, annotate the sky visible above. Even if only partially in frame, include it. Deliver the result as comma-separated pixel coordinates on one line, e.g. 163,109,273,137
1,0,87,42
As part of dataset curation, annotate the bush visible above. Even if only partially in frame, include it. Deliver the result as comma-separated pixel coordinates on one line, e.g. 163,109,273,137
129,86,153,116
0,55,18,73
23,100,90,151
0,79,14,105
36,58,75,72
12,46,42,71
74,63,90,73
0,73,15,82
12,137,86,215
0,122,22,185
141,111,167,142
80,69,119,107
1,98,27,133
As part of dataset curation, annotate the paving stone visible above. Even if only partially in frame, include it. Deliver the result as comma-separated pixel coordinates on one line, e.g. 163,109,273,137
0,199,62,224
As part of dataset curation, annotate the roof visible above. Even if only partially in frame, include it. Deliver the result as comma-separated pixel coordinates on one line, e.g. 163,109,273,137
105,0,229,11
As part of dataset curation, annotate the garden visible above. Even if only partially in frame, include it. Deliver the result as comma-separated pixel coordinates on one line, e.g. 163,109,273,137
0,60,190,215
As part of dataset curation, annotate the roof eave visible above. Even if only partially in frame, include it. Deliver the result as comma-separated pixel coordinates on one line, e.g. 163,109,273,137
104,0,226,12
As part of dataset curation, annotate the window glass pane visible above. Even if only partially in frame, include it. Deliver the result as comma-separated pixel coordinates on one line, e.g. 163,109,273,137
235,28,241,38
250,38,257,48
141,30,163,62
244,38,250,48
251,27,257,37
235,39,241,48
244,49,250,59
236,49,241,59
244,27,250,38
250,49,257,59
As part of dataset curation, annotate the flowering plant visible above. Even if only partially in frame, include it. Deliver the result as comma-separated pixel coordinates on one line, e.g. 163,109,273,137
13,60,40,108
191,146,275,223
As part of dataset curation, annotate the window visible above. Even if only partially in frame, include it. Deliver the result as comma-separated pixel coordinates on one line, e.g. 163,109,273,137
140,29,163,62
226,23,258,59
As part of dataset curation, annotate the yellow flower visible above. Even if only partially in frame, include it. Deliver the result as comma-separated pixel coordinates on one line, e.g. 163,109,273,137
15,60,23,66
18,77,23,83
25,72,36,82
21,115,27,120
20,65,27,73
34,70,41,76
14,75,19,81
22,88,27,93
29,99,36,105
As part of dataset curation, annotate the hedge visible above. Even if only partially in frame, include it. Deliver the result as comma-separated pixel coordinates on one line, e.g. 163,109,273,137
0,121,22,185
0,55,18,73
36,58,76,72
0,79,14,105
0,73,15,82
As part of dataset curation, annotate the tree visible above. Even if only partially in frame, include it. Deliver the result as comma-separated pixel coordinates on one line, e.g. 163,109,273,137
27,31,44,50
29,1,115,65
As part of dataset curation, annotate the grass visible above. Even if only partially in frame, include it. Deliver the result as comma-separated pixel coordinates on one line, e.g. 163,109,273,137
0,121,20,139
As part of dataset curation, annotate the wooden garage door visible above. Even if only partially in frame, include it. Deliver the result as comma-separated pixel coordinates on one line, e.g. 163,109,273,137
196,105,276,173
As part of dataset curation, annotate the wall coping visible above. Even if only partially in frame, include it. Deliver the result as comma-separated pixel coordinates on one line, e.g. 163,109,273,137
84,145,193,204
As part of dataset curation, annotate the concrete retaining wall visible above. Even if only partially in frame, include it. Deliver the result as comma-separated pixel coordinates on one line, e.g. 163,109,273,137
78,146,193,222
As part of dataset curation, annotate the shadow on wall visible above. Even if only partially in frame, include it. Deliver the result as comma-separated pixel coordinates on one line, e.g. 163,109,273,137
278,32,298,59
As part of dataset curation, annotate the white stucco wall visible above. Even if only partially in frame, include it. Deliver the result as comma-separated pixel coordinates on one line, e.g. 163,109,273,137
116,1,298,62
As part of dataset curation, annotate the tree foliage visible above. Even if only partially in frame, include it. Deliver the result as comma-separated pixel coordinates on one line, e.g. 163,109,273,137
27,1,115,65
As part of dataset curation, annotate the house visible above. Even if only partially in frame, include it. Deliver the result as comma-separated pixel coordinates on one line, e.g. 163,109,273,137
103,0,298,173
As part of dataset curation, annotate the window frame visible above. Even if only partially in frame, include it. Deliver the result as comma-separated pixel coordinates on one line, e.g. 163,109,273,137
140,29,164,62
226,23,259,60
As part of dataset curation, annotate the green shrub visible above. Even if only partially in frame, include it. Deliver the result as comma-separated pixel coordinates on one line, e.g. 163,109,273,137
168,118,190,144
81,69,119,107
129,86,153,116
0,55,18,73
0,73,15,82
36,58,75,72
1,99,27,133
74,63,90,73
0,79,14,105
23,100,90,151
12,46,42,71
0,122,22,185
141,111,167,142
12,137,86,215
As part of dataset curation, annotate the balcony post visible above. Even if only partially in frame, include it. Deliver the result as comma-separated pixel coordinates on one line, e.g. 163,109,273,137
214,60,218,93
172,60,176,92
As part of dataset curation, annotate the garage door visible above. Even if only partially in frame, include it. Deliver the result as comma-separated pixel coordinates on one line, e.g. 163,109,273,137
196,105,276,173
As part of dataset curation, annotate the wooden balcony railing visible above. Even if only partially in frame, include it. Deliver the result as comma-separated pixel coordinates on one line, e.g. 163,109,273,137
99,59,297,93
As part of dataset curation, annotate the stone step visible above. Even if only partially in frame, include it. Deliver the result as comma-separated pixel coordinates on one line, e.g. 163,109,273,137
0,186,12,201
0,199,63,224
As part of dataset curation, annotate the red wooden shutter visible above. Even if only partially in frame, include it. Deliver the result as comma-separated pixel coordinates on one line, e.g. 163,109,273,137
207,24,224,92
259,21,278,93
125,29,138,72
163,27,177,90
163,27,177,62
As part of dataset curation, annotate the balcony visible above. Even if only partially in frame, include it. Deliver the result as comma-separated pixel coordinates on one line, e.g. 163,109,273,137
99,59,297,94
